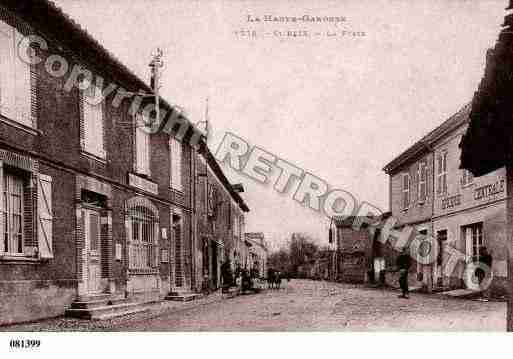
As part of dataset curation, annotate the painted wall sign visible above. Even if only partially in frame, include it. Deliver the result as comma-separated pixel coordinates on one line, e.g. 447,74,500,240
128,173,158,195
474,179,505,200
441,194,461,210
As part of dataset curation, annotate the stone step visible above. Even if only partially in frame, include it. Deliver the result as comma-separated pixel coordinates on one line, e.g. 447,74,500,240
65,301,149,320
438,288,482,299
76,293,112,302
70,297,133,310
165,292,202,302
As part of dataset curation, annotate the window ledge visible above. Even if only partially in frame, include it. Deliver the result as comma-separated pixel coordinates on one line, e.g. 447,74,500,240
134,172,152,180
0,115,40,136
0,255,45,264
170,187,184,195
128,268,159,275
81,150,107,164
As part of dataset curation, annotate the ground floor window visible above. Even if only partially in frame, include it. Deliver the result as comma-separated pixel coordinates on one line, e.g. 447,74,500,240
463,222,483,262
128,205,157,270
1,170,24,255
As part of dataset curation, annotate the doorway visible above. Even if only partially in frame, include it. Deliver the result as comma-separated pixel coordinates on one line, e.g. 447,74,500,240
84,208,102,294
211,241,218,289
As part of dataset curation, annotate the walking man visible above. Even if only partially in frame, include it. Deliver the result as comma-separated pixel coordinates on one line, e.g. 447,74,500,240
397,247,411,299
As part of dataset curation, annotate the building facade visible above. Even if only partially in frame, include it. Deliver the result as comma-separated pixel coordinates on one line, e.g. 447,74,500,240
0,0,221,324
194,146,249,291
334,217,374,284
384,104,508,295
245,232,268,277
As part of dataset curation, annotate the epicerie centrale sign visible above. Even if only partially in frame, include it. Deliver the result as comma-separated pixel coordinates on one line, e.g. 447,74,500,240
474,179,505,200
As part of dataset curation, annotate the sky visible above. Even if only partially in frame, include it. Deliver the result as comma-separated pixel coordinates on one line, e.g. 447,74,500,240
53,0,506,251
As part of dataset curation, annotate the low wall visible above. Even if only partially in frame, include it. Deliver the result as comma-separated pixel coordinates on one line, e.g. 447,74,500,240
0,279,76,326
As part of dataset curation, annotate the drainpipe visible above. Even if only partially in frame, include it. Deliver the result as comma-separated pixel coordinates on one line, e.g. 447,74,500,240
421,140,435,293
191,148,197,292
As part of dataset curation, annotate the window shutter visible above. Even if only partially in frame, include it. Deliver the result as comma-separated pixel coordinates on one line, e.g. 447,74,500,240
0,21,15,120
136,126,145,174
154,222,159,267
0,161,4,253
37,174,53,259
14,30,31,127
82,85,105,158
465,227,472,263
170,138,182,190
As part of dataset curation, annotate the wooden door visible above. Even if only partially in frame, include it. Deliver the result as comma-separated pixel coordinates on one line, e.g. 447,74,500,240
84,209,102,294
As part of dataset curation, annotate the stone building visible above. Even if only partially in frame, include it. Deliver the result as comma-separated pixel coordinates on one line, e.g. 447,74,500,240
334,217,374,284
245,232,268,277
0,0,211,324
459,3,513,325
385,104,508,295
194,145,249,291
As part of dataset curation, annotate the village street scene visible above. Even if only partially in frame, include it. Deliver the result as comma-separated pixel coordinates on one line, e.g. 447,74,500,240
2,0,513,336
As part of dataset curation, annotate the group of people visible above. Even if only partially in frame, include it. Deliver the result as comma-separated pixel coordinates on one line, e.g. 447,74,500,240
395,245,494,299
220,259,261,293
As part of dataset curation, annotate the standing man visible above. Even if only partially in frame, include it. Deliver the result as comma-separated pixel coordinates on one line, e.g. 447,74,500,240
397,247,412,299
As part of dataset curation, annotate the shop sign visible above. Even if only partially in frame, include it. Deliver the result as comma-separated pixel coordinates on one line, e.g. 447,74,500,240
441,194,461,210
128,173,158,195
474,179,505,200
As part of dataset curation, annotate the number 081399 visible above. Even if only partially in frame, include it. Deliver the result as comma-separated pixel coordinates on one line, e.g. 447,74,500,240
9,339,41,349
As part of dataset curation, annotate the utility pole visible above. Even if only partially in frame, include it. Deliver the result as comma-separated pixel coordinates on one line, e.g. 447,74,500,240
149,48,164,125
507,164,513,331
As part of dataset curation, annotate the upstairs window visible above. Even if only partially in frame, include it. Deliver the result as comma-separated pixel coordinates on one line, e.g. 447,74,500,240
437,151,447,195
0,20,32,127
81,84,105,159
170,137,182,191
239,215,244,239
402,173,410,209
461,169,474,187
233,213,239,238
418,162,427,203
135,113,150,175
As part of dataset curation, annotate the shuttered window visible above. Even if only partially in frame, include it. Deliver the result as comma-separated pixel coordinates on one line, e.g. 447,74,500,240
461,169,474,187
437,151,447,194
233,213,239,238
81,84,105,159
418,162,427,203
402,173,410,209
0,20,32,127
1,171,24,255
37,174,53,259
135,113,150,175
170,137,182,191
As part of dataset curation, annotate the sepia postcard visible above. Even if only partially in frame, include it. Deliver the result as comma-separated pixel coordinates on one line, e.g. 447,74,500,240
1,0,513,356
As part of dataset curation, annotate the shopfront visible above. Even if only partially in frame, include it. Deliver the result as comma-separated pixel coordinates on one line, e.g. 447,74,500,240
433,168,508,295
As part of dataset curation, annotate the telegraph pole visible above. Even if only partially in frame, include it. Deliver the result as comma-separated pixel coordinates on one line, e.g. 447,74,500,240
149,48,164,126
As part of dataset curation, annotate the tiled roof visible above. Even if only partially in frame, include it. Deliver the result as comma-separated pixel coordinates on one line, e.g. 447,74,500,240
383,103,471,174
